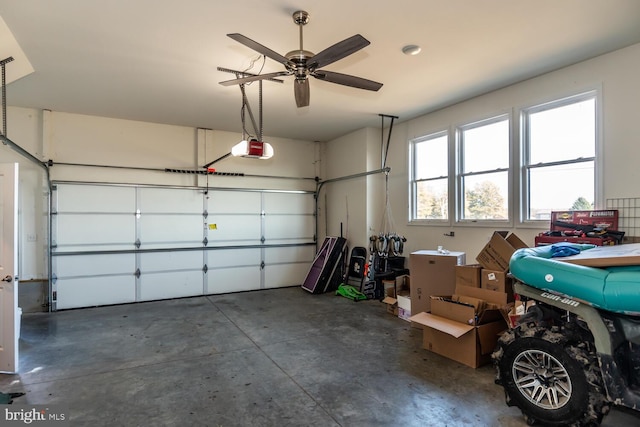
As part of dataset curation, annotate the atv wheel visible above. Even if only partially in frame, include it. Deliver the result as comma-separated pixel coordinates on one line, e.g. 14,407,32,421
494,324,609,426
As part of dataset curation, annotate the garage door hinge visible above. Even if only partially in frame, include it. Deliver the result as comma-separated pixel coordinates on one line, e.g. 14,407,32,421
260,236,265,243
51,273,57,284
261,210,266,216
203,237,208,246
135,268,141,278
203,264,208,273
260,261,265,270
203,210,208,219
135,239,141,249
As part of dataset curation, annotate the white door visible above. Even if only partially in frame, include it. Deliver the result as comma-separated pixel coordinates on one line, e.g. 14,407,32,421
0,163,19,373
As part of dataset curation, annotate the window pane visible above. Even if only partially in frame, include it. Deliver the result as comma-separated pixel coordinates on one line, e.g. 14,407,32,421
462,119,509,172
414,135,448,180
415,179,448,220
528,162,594,219
462,171,508,220
529,98,595,164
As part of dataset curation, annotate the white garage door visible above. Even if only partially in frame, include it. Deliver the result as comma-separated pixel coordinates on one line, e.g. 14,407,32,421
51,182,316,309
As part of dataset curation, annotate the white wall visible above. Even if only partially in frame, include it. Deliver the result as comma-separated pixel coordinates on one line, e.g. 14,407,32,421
324,42,640,262
320,128,371,248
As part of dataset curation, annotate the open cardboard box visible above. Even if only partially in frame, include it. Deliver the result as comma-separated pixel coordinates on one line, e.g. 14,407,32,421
476,231,528,272
382,275,411,319
409,285,508,368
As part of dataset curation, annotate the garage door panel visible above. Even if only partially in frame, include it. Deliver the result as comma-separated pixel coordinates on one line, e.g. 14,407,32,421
263,192,314,215
207,191,261,214
206,267,261,293
54,253,135,277
139,214,204,248
139,270,203,301
206,216,261,244
263,246,315,263
139,251,203,272
265,264,309,288
264,215,315,241
54,214,135,248
138,187,203,213
56,276,136,309
56,185,135,213
206,248,261,268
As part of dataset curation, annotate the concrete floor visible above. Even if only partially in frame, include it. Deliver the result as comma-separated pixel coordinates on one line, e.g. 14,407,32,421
1,287,639,426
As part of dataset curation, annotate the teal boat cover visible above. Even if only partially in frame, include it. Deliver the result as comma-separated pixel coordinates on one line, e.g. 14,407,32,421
510,244,640,315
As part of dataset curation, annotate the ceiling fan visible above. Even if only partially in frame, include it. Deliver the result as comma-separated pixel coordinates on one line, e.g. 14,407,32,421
219,10,383,108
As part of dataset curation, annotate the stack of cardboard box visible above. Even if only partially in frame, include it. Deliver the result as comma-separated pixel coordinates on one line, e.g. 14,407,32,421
409,231,528,368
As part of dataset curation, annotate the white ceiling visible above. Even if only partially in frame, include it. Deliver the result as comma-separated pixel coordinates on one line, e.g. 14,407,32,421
1,0,640,142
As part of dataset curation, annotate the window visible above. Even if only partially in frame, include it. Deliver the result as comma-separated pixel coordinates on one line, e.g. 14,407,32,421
522,92,596,220
408,90,598,227
410,132,449,221
457,115,510,221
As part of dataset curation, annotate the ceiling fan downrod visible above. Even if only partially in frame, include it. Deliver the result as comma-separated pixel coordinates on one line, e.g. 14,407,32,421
293,10,309,51
288,10,313,82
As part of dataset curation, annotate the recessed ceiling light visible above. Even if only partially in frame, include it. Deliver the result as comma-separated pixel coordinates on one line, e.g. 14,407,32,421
402,45,422,56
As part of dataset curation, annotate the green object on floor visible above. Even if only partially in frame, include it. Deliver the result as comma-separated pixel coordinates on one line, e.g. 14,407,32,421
336,283,367,301
0,392,25,404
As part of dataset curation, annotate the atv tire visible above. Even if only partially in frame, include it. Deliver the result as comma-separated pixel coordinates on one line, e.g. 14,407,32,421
493,323,609,426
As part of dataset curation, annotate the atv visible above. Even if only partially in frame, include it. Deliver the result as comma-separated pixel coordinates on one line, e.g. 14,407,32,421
493,243,640,426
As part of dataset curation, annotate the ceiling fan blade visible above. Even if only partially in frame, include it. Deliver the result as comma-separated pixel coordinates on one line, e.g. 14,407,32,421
294,79,310,108
219,71,289,86
227,33,291,66
308,34,370,70
312,70,383,91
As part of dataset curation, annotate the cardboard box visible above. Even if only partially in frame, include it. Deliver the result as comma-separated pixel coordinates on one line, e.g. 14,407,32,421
431,285,508,325
455,264,482,288
382,278,410,316
410,311,507,368
480,269,513,295
410,250,466,315
382,283,398,315
396,274,410,293
476,231,528,272
397,293,411,321
409,285,509,368
383,279,396,298
382,296,398,316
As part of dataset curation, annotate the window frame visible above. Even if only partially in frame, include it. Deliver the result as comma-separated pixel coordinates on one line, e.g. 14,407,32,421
519,90,600,225
408,130,451,225
455,113,512,226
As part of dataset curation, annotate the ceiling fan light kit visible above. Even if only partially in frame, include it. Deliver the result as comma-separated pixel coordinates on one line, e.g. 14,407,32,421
219,10,383,108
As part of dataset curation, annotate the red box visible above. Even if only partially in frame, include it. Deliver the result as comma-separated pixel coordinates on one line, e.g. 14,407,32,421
534,235,616,247
550,210,618,231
